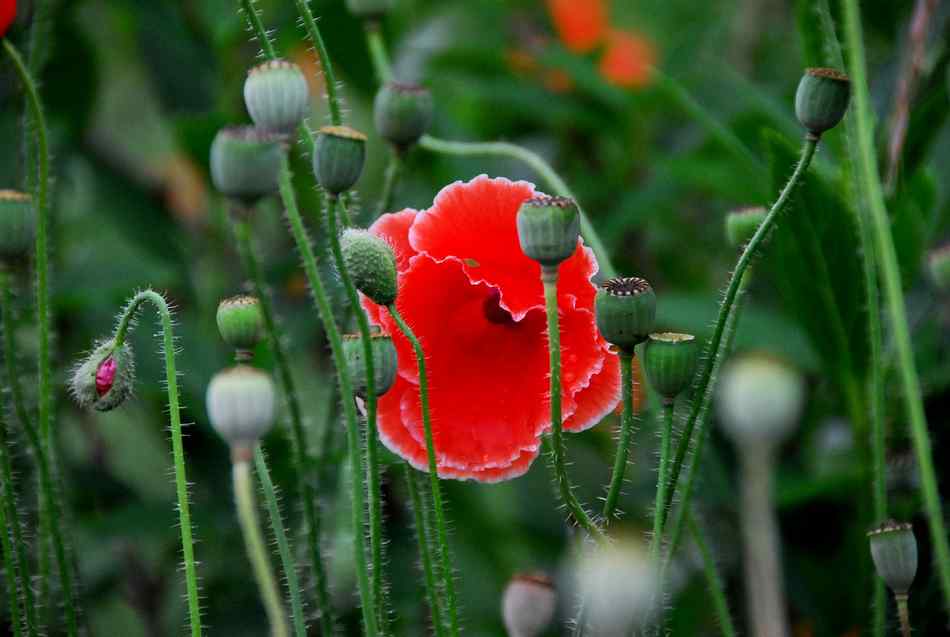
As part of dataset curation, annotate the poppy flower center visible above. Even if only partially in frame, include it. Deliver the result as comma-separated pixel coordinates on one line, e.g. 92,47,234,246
96,358,117,397
482,288,515,326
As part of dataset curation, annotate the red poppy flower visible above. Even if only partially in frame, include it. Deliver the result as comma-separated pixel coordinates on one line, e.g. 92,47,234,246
362,176,621,481
546,0,607,54
599,29,655,89
0,0,15,38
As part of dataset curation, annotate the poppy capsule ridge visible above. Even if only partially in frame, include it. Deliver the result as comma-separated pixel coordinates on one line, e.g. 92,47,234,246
313,125,367,196
795,68,851,138
343,332,398,397
209,126,282,205
0,190,35,263
928,243,950,290
594,277,656,354
206,366,276,449
340,228,399,306
643,332,698,404
725,206,767,249
70,340,136,412
868,520,917,596
374,81,433,151
244,59,310,137
216,295,264,356
501,573,556,637
516,195,580,269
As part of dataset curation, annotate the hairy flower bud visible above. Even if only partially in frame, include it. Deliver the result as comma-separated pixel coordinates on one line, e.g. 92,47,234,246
210,126,282,205
374,81,433,151
928,243,950,291
206,366,276,448
244,59,310,137
516,195,580,268
70,340,136,412
216,295,264,355
501,573,556,637
340,228,398,306
795,68,851,138
345,0,392,19
313,126,367,196
643,332,698,403
0,190,35,263
717,353,804,447
725,206,766,249
594,277,656,353
868,520,917,596
343,332,398,397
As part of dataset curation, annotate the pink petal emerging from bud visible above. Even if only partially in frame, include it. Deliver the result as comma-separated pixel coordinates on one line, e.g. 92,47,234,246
96,358,117,397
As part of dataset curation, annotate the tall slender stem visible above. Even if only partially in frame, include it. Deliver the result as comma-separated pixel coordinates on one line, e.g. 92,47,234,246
842,0,950,611
602,352,636,520
233,455,289,637
686,512,737,637
540,270,606,541
0,443,23,637
232,218,337,635
292,0,343,126
364,23,393,83
276,155,379,636
403,463,446,637
238,0,277,59
377,155,401,220
649,403,675,565
386,305,460,636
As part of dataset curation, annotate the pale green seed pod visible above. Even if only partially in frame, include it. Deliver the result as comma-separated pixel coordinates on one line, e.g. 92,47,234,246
313,126,367,195
0,190,35,263
594,277,656,353
868,520,917,596
343,332,398,397
244,59,310,137
209,126,282,204
502,573,556,637
795,68,851,137
340,228,398,306
643,332,698,403
216,295,264,353
928,243,950,290
70,339,136,412
345,0,392,19
516,196,580,268
717,353,804,447
374,81,433,150
725,206,766,249
206,366,276,447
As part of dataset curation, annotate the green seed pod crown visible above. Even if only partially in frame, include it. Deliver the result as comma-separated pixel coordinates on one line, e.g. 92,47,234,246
594,277,656,353
216,295,264,353
643,332,698,403
795,68,851,137
343,332,399,397
206,365,276,447
313,126,367,196
244,59,310,137
210,126,283,204
340,228,399,306
717,353,804,447
345,0,392,19
516,196,581,268
0,190,35,263
374,81,433,150
868,520,917,596
928,243,950,291
70,340,136,412
725,206,766,249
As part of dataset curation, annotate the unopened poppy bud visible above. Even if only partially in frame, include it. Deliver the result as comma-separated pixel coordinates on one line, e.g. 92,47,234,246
374,81,433,151
643,332,698,403
501,573,556,637
928,243,950,290
516,196,580,269
795,68,851,138
343,332,398,397
0,190,35,263
313,126,367,196
206,366,276,448
216,295,264,355
594,277,656,353
210,126,282,205
70,340,136,412
868,520,917,596
244,59,310,137
345,0,392,19
717,353,804,447
725,206,766,249
340,228,398,306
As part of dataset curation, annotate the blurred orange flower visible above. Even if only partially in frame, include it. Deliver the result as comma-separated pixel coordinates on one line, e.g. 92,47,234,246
598,29,655,88
546,0,607,53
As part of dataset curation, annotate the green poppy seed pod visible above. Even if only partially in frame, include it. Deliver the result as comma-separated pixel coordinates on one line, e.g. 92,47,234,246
795,68,851,138
725,206,767,249
343,332,398,397
502,573,557,637
340,228,398,306
216,295,264,354
374,81,433,151
717,353,805,447
70,340,136,412
594,277,656,353
244,59,310,137
210,126,282,205
516,196,581,269
0,190,35,263
206,366,276,448
345,0,392,19
313,126,367,196
868,520,917,596
928,243,950,290
643,332,698,403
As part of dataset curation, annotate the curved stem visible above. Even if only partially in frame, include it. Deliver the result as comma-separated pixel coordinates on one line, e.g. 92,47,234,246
276,155,379,636
649,402,675,565
386,305,460,636
232,218,337,635
403,463,446,637
895,593,911,637
233,456,289,637
541,271,606,542
686,512,737,637
602,352,636,520
292,0,343,125
111,289,202,637
842,0,950,612
253,447,306,637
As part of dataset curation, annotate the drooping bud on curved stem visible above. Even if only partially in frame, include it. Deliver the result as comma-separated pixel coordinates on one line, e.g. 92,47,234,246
502,573,556,637
70,340,136,412
595,277,656,354
244,59,310,137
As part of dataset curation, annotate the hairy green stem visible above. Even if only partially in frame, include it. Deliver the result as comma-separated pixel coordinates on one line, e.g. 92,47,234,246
403,463,446,636
234,455,289,637
602,352,636,520
686,512,737,637
0,443,23,637
649,403,675,565
253,447,306,637
292,0,343,125
239,0,277,59
276,155,379,635
842,0,950,611
386,305,460,636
